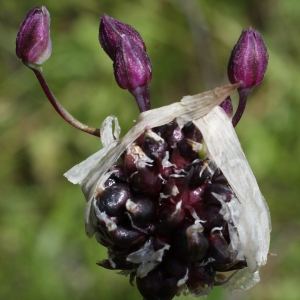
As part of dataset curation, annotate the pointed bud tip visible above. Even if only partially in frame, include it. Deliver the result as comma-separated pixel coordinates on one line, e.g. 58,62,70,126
16,6,52,66
99,13,146,60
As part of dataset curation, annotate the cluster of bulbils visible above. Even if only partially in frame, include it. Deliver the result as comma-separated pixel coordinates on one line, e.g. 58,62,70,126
96,121,246,299
16,6,269,300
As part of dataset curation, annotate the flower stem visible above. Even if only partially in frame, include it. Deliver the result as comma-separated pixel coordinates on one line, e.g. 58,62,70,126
130,85,150,112
232,87,252,127
25,62,100,137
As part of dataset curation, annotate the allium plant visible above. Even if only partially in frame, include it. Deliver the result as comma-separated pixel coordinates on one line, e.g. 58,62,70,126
16,7,271,300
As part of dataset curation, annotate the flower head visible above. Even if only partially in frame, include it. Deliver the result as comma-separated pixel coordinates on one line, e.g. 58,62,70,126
65,84,271,299
16,6,52,66
227,27,268,90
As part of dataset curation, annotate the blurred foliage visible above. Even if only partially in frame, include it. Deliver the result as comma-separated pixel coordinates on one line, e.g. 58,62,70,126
1,0,300,299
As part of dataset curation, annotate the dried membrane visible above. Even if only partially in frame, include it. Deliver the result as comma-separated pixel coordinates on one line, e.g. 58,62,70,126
64,83,271,299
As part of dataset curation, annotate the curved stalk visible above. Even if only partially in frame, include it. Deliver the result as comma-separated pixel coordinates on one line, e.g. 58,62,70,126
25,61,100,137
232,87,252,127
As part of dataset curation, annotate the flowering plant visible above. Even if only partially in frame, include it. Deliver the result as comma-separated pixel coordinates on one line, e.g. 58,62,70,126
16,7,271,300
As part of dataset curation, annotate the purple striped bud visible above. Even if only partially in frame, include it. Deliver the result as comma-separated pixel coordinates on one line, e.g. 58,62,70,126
99,14,146,60
16,6,52,65
114,34,152,111
227,27,268,90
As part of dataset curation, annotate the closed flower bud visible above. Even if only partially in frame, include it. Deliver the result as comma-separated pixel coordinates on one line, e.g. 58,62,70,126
99,13,146,60
114,34,152,111
227,27,268,90
16,6,52,66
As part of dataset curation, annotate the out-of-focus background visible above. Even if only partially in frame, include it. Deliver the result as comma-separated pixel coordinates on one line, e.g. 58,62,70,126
1,0,300,299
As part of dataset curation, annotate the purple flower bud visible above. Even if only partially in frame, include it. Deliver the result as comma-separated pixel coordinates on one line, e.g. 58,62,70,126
99,14,146,60
227,27,268,90
16,6,52,65
114,34,152,111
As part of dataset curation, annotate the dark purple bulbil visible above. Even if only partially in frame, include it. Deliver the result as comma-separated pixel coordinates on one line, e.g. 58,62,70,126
227,27,268,90
136,266,179,300
95,118,247,299
16,6,52,65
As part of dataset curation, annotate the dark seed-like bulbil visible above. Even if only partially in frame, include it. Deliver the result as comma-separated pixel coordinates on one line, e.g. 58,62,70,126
130,164,162,197
186,266,214,294
92,118,247,299
182,121,203,142
163,255,190,279
203,183,234,204
109,225,148,248
96,183,131,216
208,232,234,263
126,196,157,227
185,160,216,188
163,121,185,147
171,223,209,262
136,266,179,300
157,202,186,234
142,129,169,160
194,203,226,230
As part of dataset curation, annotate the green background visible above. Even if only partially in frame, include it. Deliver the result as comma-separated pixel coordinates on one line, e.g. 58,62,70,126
1,0,300,299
